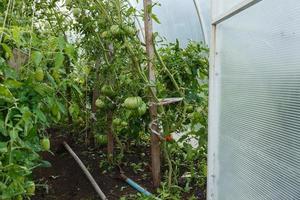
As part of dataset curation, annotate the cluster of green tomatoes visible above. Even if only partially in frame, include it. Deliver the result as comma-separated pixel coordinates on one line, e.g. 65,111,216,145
94,84,148,145
95,85,147,117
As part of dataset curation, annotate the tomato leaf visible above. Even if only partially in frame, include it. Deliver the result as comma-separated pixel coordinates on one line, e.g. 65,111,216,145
64,44,76,60
151,13,161,24
1,43,13,59
0,84,15,103
31,51,43,66
0,142,7,153
54,52,64,68
4,79,23,89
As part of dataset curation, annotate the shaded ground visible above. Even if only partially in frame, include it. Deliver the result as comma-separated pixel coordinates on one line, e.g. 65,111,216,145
33,134,154,200
32,131,205,200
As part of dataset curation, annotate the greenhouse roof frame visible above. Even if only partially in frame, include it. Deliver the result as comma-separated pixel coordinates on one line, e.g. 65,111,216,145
193,0,209,43
212,0,262,25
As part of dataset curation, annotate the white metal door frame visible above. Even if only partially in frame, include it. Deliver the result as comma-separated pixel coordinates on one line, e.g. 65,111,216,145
207,1,263,199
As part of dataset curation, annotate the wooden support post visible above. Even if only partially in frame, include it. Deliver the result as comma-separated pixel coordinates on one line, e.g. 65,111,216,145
143,0,161,188
90,60,101,146
107,44,115,162
92,60,100,113
65,57,73,125
107,110,114,162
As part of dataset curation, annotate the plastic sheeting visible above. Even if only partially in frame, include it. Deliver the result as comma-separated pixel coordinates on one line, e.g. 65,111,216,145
213,0,243,18
130,0,210,46
209,0,300,199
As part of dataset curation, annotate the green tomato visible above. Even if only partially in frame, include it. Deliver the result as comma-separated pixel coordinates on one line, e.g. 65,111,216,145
95,98,106,109
121,121,128,127
52,68,60,82
101,31,109,38
73,8,81,17
16,195,23,200
138,102,147,116
95,135,108,145
4,52,10,59
123,97,143,110
41,138,50,151
157,105,164,113
192,112,202,121
110,25,120,35
51,104,59,117
35,68,44,81
26,181,35,195
124,26,136,36
69,103,79,118
65,0,72,6
101,85,115,97
112,118,122,126
186,105,194,113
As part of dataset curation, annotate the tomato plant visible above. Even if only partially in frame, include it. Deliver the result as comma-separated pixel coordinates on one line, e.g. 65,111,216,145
0,0,209,199
68,0,209,196
0,1,83,198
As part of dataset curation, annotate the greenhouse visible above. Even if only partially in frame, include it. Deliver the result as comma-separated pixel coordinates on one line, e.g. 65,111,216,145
0,0,299,200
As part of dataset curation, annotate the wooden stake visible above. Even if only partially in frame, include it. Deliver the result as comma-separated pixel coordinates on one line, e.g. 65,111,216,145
107,44,115,162
143,0,161,188
107,110,114,162
65,57,73,125
92,60,101,113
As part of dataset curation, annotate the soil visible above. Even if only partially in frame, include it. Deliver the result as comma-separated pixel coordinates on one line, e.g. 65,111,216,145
32,130,205,200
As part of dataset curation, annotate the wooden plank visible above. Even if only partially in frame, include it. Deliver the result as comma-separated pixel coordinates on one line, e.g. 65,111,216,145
212,0,262,25
143,0,161,188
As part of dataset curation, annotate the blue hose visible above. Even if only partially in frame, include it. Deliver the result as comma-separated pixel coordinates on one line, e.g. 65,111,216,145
119,169,161,199
125,177,153,196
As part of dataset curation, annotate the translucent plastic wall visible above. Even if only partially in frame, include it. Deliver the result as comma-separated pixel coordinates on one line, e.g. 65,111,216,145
130,0,211,46
209,0,300,199
213,0,243,17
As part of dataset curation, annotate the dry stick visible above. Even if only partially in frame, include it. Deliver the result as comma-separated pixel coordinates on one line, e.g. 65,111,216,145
143,0,161,188
63,142,108,200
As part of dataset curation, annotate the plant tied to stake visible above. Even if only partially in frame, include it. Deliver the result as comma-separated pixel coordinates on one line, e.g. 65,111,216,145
0,0,209,199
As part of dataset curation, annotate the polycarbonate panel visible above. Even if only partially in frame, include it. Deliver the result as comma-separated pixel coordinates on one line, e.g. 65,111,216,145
130,0,211,46
213,0,300,200
213,0,243,18
153,0,203,46
198,0,211,44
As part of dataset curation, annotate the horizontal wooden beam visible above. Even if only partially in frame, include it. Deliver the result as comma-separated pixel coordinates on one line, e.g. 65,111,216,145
212,0,263,25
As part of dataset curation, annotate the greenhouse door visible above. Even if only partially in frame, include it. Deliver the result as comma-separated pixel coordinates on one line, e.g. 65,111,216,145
208,0,300,200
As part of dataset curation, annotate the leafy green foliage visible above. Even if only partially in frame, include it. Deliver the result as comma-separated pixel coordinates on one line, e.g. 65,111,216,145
69,0,209,198
0,2,83,198
0,0,209,199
